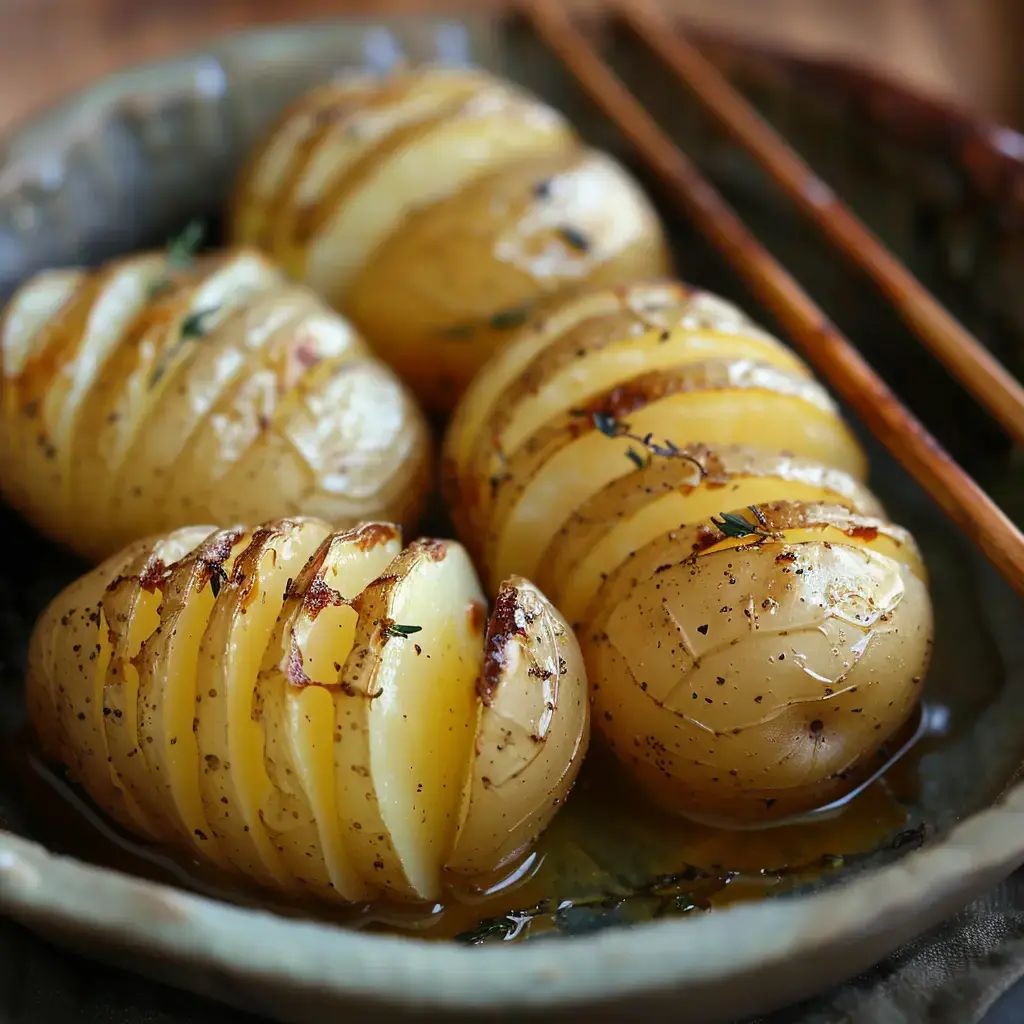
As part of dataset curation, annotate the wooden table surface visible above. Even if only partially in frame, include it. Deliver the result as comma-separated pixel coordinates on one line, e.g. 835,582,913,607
0,0,1021,136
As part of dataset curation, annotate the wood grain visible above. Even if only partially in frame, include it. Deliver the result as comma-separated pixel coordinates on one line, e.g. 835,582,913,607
0,0,1018,135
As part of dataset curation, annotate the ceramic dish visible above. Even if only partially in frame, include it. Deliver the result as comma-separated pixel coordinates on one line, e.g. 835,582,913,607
1,12,1023,1024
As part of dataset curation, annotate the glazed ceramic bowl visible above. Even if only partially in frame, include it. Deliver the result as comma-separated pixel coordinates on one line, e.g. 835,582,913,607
2,13,1024,1024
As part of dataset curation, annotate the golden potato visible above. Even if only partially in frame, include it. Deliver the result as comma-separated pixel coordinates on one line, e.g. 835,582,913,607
26,519,589,902
444,280,933,823
0,247,431,562
583,502,931,823
232,66,671,410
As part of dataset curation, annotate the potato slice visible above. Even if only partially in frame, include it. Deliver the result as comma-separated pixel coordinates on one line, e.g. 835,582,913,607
109,256,290,540
537,446,884,624
334,539,485,901
193,519,328,887
129,526,252,861
202,357,430,530
347,147,671,408
584,501,932,823
66,253,278,558
447,577,589,876
255,523,401,900
298,79,575,309
154,299,368,526
484,359,867,587
442,282,807,540
2,263,158,543
33,539,152,832
0,268,84,520
232,77,379,248
235,69,500,276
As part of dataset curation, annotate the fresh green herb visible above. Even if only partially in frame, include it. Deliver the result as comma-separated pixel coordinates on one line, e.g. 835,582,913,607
181,305,219,339
166,219,205,270
147,220,206,298
455,867,714,945
148,305,220,387
488,303,533,331
710,511,769,540
625,447,649,470
557,225,591,252
383,622,422,639
572,410,707,477
438,303,534,341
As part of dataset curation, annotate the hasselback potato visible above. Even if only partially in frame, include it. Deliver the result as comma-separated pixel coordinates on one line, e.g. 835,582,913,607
444,281,933,823
232,66,672,410
0,247,431,562
27,518,589,901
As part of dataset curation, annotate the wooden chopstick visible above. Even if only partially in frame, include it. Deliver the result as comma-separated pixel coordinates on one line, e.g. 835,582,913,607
620,1,1024,450
521,0,1024,597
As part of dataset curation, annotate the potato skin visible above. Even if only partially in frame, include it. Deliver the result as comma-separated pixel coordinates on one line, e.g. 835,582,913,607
232,67,671,411
584,503,931,823
0,249,431,562
26,518,589,902
444,280,934,824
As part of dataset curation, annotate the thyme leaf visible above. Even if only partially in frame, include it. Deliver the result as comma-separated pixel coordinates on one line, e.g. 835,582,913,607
148,305,220,387
488,303,533,331
625,446,649,470
556,225,590,252
166,219,205,270
181,305,219,339
147,220,206,299
710,511,769,540
383,622,422,639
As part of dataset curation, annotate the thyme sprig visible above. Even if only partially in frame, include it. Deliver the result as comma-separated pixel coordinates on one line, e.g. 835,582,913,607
382,622,422,639
573,410,707,477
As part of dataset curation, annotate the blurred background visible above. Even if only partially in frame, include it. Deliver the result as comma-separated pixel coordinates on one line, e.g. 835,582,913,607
1,0,1022,134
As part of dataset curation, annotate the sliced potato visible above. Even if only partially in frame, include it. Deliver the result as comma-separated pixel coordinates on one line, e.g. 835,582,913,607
194,519,328,887
537,445,884,625
482,358,867,588
0,248,432,562
447,576,589,876
583,501,932,822
233,67,674,411
255,523,401,900
28,520,591,902
333,539,485,900
347,147,671,408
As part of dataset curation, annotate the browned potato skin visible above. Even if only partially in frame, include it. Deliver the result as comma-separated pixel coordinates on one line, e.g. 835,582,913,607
231,66,672,411
0,249,431,562
26,518,590,902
